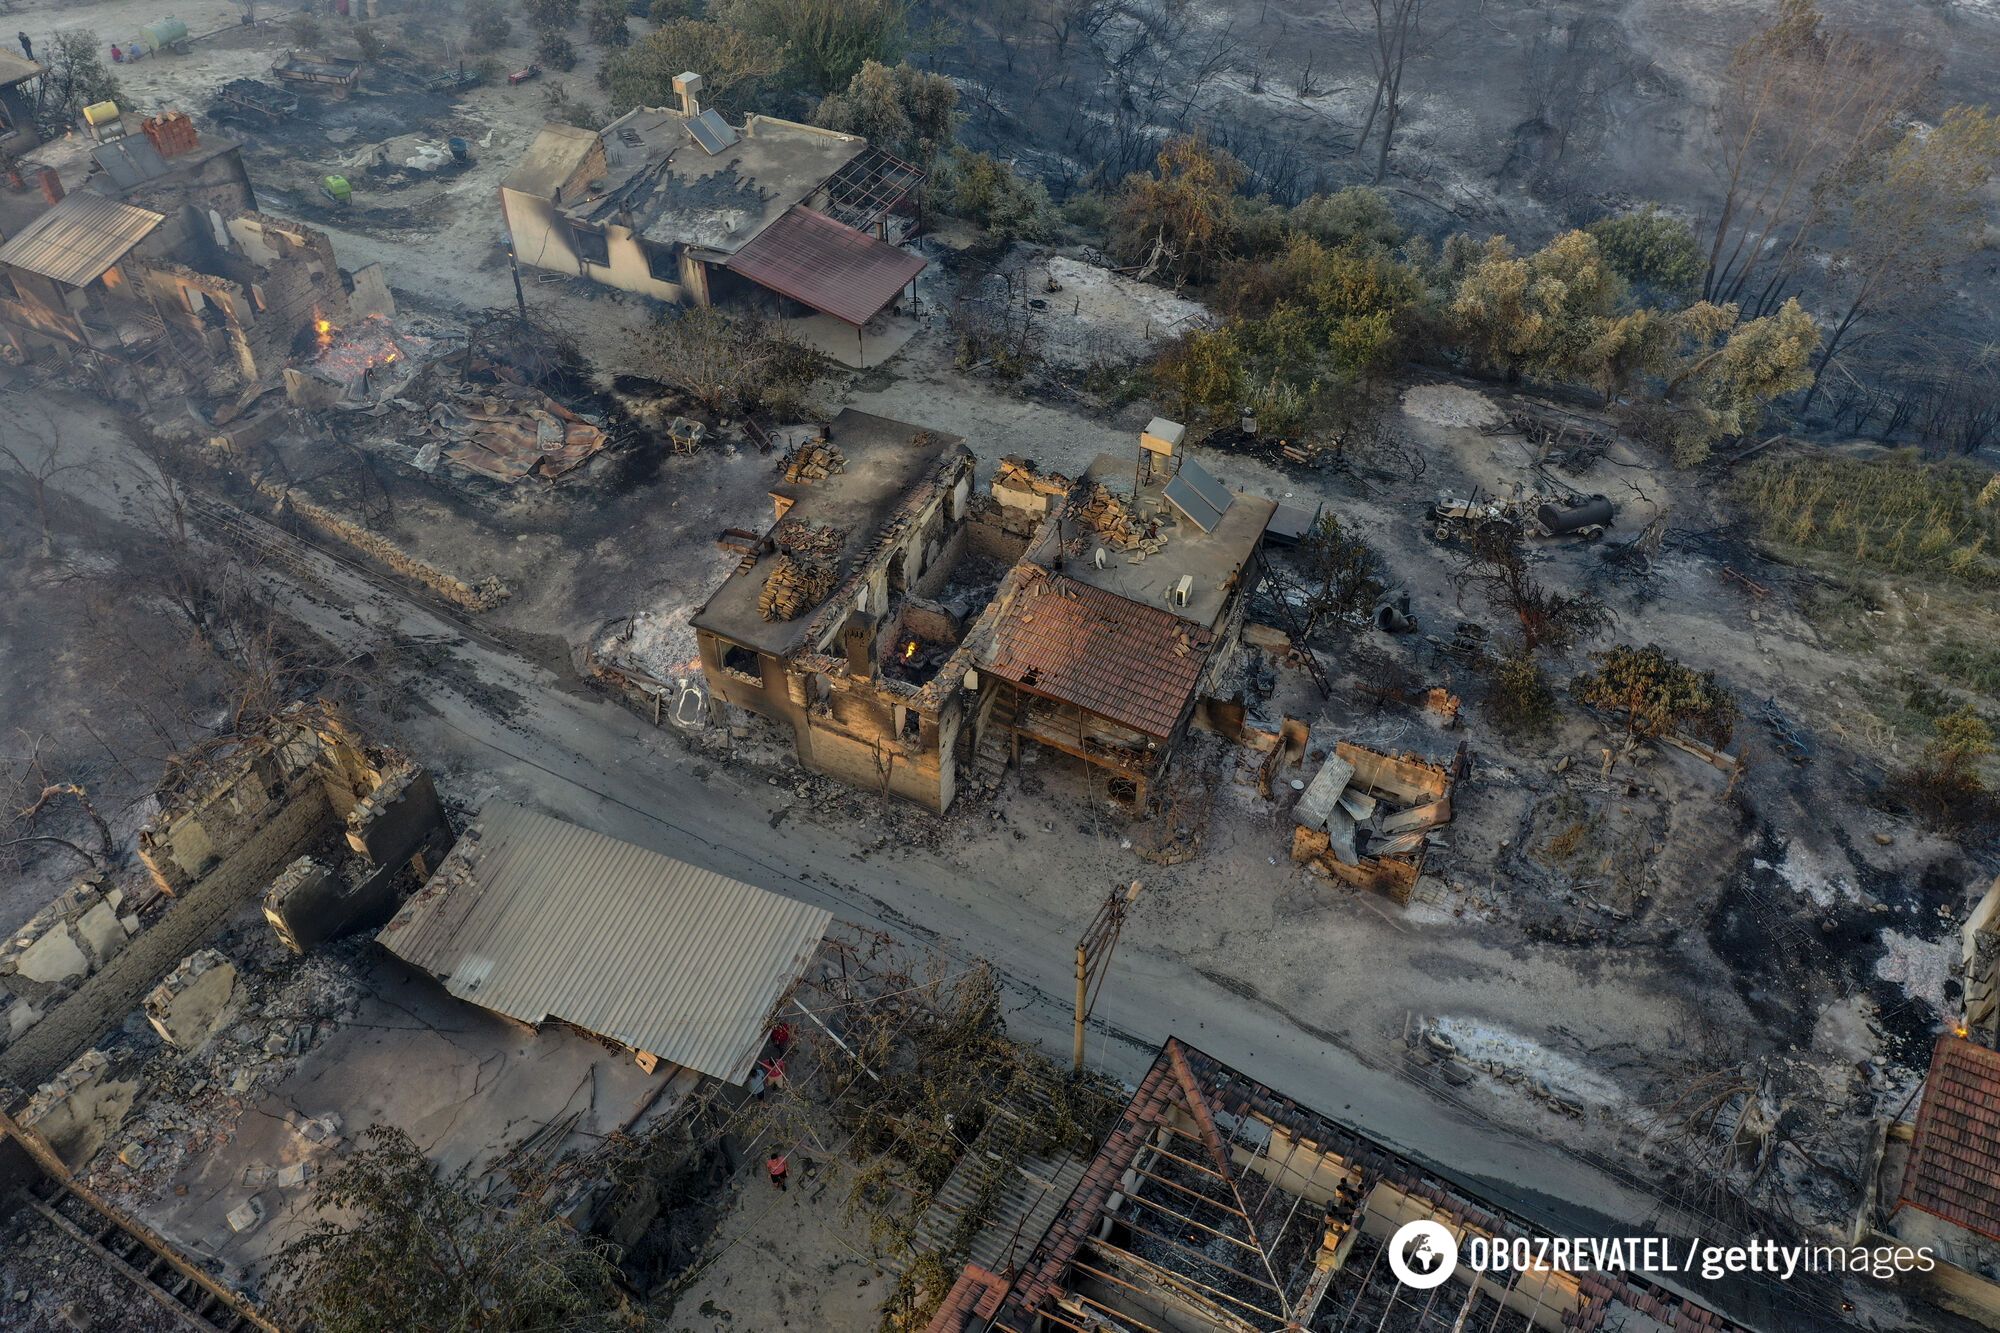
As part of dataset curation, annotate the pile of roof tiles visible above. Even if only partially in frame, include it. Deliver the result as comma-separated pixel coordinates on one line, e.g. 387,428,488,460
781,440,845,484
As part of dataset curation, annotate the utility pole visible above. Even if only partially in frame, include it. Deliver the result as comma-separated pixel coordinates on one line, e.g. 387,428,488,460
1073,880,1142,1073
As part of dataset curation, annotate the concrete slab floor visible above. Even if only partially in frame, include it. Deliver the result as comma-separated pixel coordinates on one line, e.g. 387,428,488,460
132,950,677,1281
787,309,923,370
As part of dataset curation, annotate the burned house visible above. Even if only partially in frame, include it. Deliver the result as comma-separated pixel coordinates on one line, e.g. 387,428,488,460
690,416,1277,811
1863,1034,2000,1327
500,72,924,329
966,427,1275,803
692,409,988,811
924,1037,1753,1333
0,123,388,394
376,803,830,1082
0,49,42,159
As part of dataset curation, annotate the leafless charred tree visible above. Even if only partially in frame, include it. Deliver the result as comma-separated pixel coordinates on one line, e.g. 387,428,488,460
1345,0,1452,185
0,402,89,556
1454,526,1611,656
1,733,116,871
1702,0,1928,316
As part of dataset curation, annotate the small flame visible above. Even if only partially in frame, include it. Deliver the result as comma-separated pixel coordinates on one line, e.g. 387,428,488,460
903,639,919,660
313,316,333,350
383,350,398,364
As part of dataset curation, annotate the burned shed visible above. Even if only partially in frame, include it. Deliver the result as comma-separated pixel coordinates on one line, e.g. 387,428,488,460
925,1037,1754,1333
499,73,923,326
376,804,830,1083
692,409,992,811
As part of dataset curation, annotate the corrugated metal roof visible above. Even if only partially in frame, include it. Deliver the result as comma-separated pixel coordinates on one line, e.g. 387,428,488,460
377,804,830,1084
981,569,1214,738
0,192,165,287
724,204,925,327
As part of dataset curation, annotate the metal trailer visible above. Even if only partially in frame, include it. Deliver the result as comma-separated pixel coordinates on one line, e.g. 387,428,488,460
271,50,363,93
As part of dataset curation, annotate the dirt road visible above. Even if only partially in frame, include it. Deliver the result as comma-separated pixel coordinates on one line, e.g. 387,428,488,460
26,406,1833,1332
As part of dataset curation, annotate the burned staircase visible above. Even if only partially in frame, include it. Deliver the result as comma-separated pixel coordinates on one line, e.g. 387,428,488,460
906,1062,1090,1279
12,1170,274,1331
969,687,1017,793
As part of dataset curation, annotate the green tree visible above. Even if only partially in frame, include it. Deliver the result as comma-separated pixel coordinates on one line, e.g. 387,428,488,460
711,0,909,95
1448,230,1625,384
1587,205,1704,302
525,0,581,28
929,148,1052,242
605,19,782,114
269,1126,633,1333
1643,298,1819,465
1894,704,1996,830
812,60,956,166
536,27,579,70
31,32,122,139
1801,106,2000,415
587,0,632,48
1151,325,1246,424
466,0,511,52
1109,135,1247,286
1571,644,1737,746
1288,186,1402,252
648,0,704,18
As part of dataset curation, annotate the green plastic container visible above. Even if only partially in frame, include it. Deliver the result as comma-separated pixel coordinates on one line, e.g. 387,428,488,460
139,18,189,49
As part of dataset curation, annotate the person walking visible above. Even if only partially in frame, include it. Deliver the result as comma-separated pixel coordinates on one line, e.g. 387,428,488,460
766,1153,789,1191
16,33,32,61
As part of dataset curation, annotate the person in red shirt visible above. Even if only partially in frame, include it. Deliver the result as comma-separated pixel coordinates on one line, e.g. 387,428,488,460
766,1153,788,1190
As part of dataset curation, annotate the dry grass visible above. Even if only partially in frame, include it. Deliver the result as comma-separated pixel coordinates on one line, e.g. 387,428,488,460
1734,452,2000,581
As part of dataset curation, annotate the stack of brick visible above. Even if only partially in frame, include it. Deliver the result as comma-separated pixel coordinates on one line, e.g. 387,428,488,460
142,111,199,159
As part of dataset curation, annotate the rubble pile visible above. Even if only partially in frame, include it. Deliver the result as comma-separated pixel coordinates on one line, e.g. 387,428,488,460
81,947,367,1212
772,518,847,563
1292,742,1455,903
423,383,610,482
1,877,146,1055
1072,484,1165,554
781,439,845,484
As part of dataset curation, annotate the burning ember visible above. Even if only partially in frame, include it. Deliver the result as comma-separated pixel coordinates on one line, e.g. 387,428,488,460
903,638,919,660
310,314,432,393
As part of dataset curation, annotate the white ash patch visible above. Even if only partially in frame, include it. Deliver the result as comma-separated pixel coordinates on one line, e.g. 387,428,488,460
1426,1016,1626,1108
1874,929,1953,1016
1028,257,1211,369
1401,384,1503,430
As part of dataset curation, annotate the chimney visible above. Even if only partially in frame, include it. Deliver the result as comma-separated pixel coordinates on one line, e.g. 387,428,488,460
142,111,199,160
672,72,705,118
36,166,63,206
843,613,877,680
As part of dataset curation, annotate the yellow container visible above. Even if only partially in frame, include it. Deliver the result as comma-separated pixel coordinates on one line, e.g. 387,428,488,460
82,101,120,127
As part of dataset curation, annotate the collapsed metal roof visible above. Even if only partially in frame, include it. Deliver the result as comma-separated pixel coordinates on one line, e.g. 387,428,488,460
377,804,830,1084
0,192,166,288
724,204,925,327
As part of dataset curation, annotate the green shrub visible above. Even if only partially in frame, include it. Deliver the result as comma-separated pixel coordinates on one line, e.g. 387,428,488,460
930,148,1052,242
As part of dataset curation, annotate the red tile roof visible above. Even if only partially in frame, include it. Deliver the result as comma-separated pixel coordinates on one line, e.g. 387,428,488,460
982,570,1213,739
724,205,924,327
1900,1035,2000,1241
